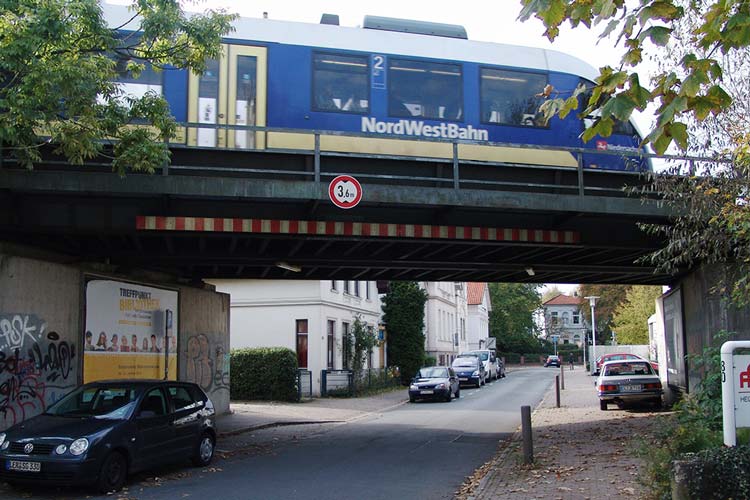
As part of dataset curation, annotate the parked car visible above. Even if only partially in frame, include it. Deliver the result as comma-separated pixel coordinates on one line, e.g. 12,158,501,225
544,355,561,367
594,353,659,375
596,360,663,410
408,366,460,402
0,380,216,493
465,349,499,381
451,355,485,388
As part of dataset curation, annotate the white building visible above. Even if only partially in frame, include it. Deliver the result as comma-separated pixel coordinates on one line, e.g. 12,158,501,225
423,282,468,365
466,282,491,350
210,280,383,395
541,294,586,346
422,282,491,365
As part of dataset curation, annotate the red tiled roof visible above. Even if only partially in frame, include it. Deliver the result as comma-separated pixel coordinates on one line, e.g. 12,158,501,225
467,283,485,305
543,294,582,306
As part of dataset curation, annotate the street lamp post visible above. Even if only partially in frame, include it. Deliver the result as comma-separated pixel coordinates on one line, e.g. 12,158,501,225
585,296,599,375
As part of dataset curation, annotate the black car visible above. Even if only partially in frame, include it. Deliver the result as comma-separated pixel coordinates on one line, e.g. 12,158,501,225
0,380,216,493
544,355,561,367
409,366,460,402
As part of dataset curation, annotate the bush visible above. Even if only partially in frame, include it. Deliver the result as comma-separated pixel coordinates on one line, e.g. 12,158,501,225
678,445,750,500
230,347,298,402
423,355,437,367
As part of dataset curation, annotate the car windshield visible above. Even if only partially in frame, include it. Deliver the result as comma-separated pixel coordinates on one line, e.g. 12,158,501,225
452,358,478,368
603,362,653,377
45,385,139,419
470,352,489,361
417,367,449,378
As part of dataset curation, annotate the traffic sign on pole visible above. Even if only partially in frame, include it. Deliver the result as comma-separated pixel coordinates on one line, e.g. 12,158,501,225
328,175,362,209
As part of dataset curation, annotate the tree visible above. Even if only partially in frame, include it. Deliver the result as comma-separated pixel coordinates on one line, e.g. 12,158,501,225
611,285,663,344
488,283,543,353
1,0,236,175
518,0,745,154
382,281,428,384
541,285,565,302
578,284,631,345
344,315,379,378
518,1,750,305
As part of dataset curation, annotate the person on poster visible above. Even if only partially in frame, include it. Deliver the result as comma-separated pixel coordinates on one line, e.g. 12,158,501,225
84,331,94,351
131,334,139,353
170,335,177,353
150,334,161,353
142,337,149,352
120,335,130,352
107,334,119,352
95,332,108,351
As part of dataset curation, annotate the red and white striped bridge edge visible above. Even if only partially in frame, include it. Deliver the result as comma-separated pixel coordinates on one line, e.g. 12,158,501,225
136,216,580,245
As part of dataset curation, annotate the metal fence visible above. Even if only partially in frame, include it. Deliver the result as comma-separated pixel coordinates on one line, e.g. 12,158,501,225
297,369,313,400
321,369,353,397
321,368,401,397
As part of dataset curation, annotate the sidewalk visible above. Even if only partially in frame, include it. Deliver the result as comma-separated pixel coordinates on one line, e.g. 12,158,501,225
215,387,407,442
460,366,667,500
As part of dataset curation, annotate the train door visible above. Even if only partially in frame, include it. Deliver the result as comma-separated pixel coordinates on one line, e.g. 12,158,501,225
187,44,267,149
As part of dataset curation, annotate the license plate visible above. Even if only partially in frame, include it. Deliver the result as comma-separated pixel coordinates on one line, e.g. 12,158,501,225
459,378,468,381
420,390,434,395
8,460,41,472
621,384,642,392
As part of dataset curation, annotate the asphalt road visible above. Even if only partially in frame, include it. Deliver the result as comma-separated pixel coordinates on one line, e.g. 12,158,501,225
0,367,558,500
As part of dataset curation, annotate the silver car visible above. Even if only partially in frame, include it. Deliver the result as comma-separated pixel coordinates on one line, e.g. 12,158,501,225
596,360,663,410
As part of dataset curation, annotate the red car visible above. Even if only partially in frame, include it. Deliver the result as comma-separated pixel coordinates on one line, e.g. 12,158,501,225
594,353,659,375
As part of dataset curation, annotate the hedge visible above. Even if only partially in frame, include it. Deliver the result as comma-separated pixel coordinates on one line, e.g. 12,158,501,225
230,347,298,402
677,445,750,499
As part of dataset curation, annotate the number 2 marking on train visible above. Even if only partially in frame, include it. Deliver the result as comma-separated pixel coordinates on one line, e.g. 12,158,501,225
373,55,384,71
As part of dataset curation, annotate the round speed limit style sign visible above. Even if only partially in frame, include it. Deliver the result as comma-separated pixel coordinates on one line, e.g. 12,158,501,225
328,175,363,209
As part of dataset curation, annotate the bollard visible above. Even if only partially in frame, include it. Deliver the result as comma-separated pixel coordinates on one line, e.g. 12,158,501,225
560,363,565,390
521,405,533,464
555,375,560,408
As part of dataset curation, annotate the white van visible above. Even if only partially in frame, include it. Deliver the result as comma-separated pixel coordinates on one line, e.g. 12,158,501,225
464,349,500,381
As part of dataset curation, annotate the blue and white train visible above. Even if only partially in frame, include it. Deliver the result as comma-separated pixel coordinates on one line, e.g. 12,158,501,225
104,4,648,172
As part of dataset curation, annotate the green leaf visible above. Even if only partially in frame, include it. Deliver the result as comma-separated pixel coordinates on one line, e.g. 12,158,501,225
669,121,688,150
641,25,672,46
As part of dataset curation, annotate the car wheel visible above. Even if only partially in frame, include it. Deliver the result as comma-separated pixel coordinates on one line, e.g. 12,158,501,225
600,400,607,411
409,396,415,403
97,451,127,494
192,432,215,467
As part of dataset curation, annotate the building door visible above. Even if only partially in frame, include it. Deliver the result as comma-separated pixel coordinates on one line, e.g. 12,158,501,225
296,319,308,369
188,44,267,149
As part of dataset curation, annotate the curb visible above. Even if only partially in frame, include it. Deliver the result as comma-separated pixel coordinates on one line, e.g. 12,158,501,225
217,419,342,439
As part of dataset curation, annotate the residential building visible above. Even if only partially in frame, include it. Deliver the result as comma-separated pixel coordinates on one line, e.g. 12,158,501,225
466,282,491,350
422,282,492,365
541,294,586,346
423,282,468,365
210,280,382,396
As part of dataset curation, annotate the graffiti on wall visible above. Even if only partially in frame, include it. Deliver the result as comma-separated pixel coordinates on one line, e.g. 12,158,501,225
186,334,229,394
0,314,77,430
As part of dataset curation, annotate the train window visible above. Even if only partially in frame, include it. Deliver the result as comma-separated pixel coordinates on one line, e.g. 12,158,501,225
388,59,463,121
480,68,547,127
312,53,369,114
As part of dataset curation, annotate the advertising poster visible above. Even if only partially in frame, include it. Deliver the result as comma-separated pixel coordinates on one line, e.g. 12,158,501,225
734,354,750,428
84,279,178,383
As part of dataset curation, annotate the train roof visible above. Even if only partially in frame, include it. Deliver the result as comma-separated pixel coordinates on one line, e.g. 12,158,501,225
101,3,599,81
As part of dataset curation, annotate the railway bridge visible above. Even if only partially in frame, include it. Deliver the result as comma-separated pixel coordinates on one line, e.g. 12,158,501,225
0,132,673,285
